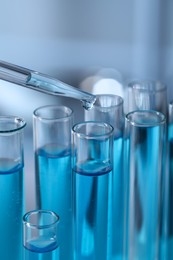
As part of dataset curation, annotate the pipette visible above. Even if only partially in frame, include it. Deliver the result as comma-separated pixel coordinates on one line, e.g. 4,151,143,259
0,60,96,110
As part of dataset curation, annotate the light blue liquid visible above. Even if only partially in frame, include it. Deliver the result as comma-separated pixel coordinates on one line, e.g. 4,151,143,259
73,160,112,260
35,144,73,260
0,158,24,260
124,125,164,260
24,238,60,260
112,137,124,260
167,123,173,258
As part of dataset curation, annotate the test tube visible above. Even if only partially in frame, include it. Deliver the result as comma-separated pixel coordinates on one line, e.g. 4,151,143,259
123,110,166,259
0,116,26,260
125,79,168,258
72,121,114,260
33,105,74,260
23,209,60,260
167,101,173,258
85,94,124,259
125,80,168,116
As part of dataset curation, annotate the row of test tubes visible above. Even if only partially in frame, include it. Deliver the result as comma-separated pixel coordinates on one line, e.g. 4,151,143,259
0,80,172,260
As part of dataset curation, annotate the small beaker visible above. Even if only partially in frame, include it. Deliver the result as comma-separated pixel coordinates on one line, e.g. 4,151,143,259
72,121,114,260
33,105,74,260
85,94,124,259
23,209,60,259
0,116,26,260
124,110,166,260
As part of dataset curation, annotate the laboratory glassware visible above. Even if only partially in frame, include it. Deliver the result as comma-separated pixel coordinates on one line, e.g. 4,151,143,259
0,116,26,260
125,79,168,258
33,105,73,260
0,60,96,110
23,209,60,260
167,101,173,258
85,94,124,259
125,80,167,116
124,110,166,260
72,121,114,260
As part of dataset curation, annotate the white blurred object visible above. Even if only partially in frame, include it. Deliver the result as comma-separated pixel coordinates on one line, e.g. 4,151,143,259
80,68,124,98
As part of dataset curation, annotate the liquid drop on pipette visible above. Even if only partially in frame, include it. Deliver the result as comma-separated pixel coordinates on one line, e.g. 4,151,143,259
81,98,96,110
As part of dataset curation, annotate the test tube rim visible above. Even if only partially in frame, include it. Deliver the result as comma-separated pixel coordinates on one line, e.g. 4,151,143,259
125,109,166,127
23,209,60,230
127,80,167,93
33,105,73,122
0,116,26,133
72,121,114,139
93,94,124,109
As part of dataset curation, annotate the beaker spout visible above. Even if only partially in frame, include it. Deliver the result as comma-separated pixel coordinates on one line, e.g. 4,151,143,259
0,60,96,110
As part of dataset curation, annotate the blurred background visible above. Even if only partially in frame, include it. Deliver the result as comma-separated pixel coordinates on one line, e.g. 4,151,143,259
0,0,172,210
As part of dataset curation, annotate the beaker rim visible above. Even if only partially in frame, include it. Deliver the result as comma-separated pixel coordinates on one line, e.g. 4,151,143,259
33,105,73,121
23,209,60,229
126,110,166,127
0,116,26,133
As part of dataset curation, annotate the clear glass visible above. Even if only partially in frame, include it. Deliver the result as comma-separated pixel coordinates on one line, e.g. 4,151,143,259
0,116,26,260
125,80,168,116
123,110,166,260
72,121,114,260
167,101,173,258
23,209,60,260
33,105,74,260
85,94,124,259
0,60,96,110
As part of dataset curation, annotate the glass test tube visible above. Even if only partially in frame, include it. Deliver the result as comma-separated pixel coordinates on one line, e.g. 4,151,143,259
125,80,168,116
33,105,74,260
124,110,166,260
23,209,60,260
167,101,173,258
85,94,124,259
125,79,168,259
0,116,26,260
72,121,114,260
